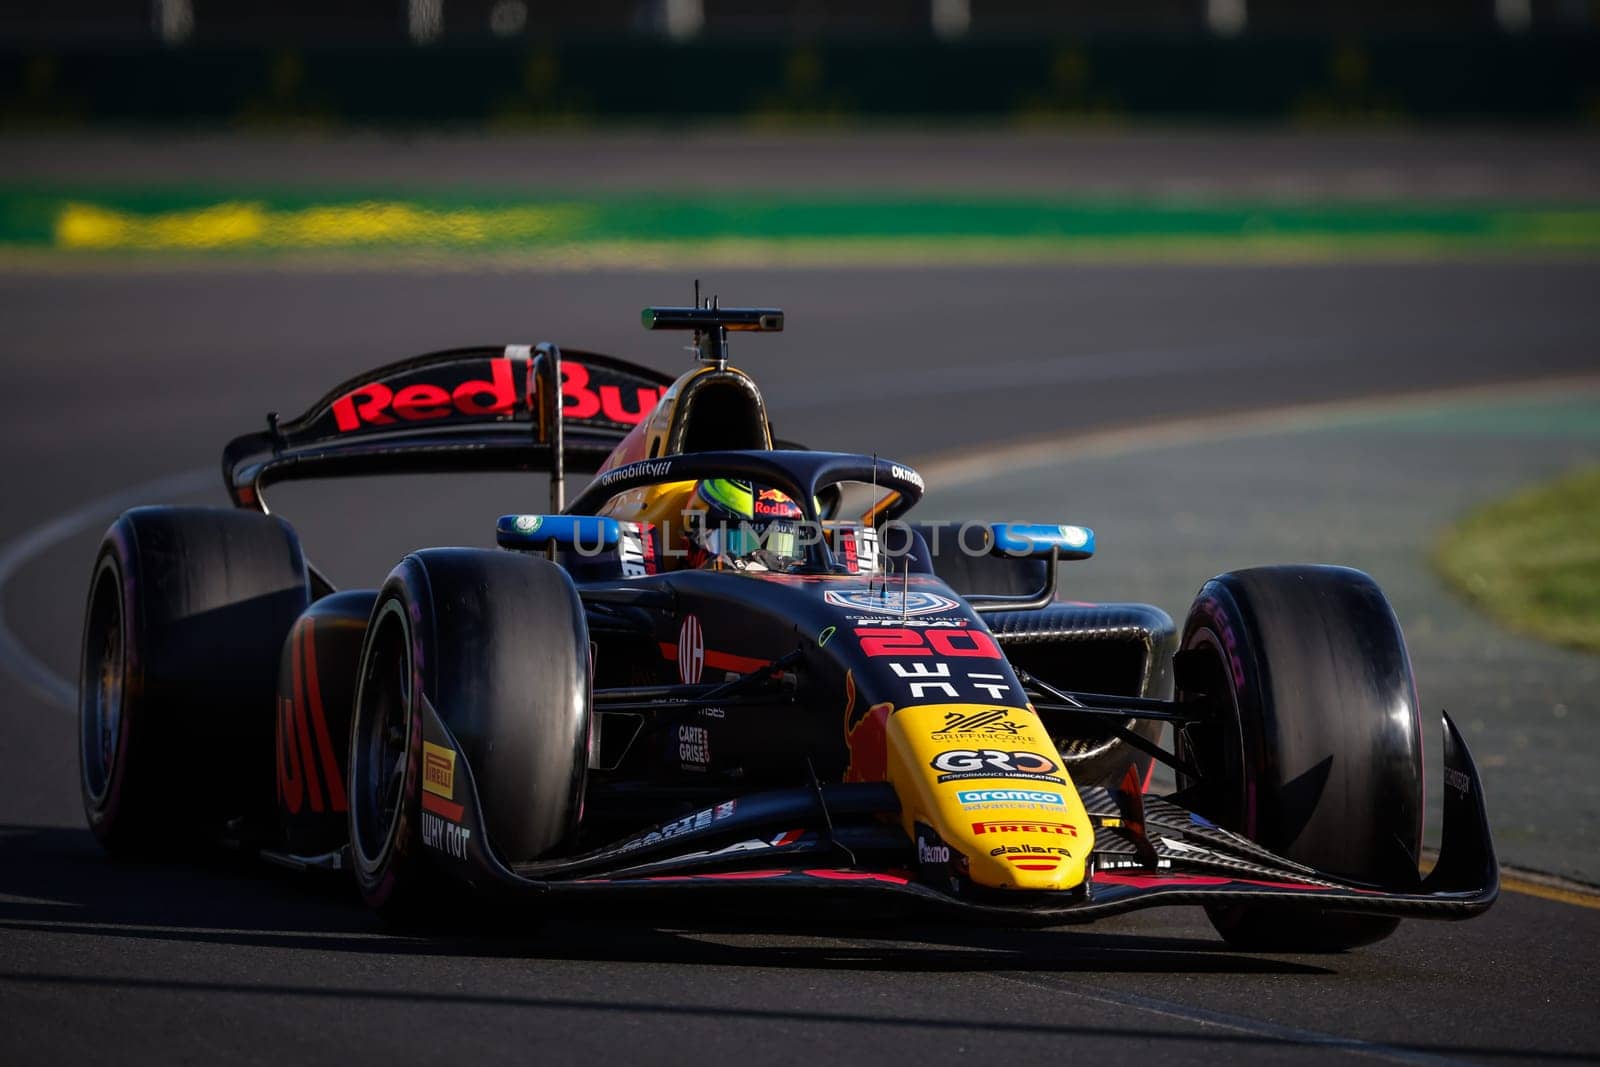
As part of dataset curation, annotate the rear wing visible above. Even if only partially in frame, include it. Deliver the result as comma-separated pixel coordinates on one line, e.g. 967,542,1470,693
222,345,673,512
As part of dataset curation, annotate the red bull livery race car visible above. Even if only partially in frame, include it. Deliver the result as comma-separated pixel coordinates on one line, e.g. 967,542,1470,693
78,300,1497,950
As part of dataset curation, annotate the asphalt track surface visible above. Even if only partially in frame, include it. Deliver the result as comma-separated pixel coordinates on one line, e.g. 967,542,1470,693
922,384,1600,882
3,261,1600,1065
9,129,1600,200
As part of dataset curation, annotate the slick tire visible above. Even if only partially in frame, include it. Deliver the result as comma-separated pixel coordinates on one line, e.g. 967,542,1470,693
348,549,591,926
1176,566,1423,952
79,507,311,856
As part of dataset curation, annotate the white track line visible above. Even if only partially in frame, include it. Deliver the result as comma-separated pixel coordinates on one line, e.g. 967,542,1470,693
0,467,215,710
915,371,1600,487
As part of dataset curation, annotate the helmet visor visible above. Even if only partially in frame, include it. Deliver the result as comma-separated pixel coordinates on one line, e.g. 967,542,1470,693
706,519,800,566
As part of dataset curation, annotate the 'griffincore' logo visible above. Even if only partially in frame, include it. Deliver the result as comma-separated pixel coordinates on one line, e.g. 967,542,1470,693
823,590,959,617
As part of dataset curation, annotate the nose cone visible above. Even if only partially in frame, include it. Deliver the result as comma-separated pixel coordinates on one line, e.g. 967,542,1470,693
886,704,1094,892
962,815,1088,890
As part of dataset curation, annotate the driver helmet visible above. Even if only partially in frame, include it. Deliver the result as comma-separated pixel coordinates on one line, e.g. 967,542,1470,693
686,478,805,570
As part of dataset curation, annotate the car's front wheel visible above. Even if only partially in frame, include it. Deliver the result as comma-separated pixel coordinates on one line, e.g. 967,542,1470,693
347,549,592,925
1176,565,1424,952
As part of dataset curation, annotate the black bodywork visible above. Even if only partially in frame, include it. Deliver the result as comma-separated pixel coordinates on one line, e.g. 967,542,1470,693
232,329,1498,928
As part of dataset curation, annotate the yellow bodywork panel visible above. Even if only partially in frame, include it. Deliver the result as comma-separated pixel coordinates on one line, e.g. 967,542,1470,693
887,703,1094,890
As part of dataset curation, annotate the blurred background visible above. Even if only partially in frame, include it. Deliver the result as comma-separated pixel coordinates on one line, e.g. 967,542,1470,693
2,0,1599,122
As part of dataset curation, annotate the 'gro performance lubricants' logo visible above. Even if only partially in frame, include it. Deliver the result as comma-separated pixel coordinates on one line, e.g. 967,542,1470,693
931,749,1062,784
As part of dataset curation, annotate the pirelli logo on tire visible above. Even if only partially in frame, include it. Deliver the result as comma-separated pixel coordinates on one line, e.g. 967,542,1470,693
422,742,456,801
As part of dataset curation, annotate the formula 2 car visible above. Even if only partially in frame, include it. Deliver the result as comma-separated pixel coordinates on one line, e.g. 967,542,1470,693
78,299,1497,950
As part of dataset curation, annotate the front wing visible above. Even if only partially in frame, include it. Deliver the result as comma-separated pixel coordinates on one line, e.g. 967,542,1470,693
416,706,1497,925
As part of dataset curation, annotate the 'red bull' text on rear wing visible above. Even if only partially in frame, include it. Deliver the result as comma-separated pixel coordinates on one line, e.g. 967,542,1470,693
222,345,674,513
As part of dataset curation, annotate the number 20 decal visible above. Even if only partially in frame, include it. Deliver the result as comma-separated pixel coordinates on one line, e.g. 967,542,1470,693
855,627,1001,659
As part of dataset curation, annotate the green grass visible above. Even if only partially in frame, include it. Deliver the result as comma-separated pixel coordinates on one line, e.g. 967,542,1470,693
2,187,1600,258
1434,465,1600,654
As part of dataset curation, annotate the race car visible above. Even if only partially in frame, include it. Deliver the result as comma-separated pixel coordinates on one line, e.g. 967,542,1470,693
78,300,1498,950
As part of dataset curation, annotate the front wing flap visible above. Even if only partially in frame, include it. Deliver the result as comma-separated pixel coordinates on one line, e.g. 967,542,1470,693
420,707,1497,924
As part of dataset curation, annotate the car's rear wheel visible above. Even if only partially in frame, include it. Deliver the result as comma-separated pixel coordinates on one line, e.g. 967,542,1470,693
1176,565,1424,952
348,549,591,925
79,507,310,855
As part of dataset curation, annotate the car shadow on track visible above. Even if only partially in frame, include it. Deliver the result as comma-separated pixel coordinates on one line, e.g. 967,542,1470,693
0,823,1330,975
